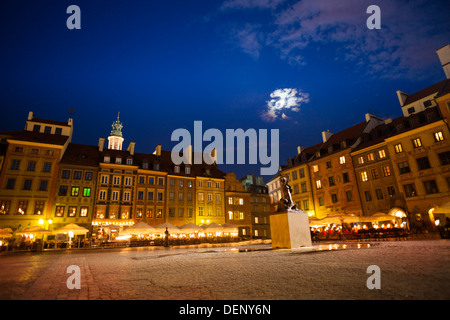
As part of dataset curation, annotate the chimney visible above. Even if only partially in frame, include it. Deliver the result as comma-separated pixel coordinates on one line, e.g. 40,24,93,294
127,141,136,155
322,130,333,143
436,44,450,79
385,118,392,124
98,137,105,152
297,146,305,155
28,111,34,120
154,144,161,156
396,90,409,107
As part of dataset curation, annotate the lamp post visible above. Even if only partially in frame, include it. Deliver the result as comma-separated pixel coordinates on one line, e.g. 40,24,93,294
38,218,52,249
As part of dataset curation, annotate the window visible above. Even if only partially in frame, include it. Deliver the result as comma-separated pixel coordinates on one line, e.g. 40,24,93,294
185,166,191,174
360,171,368,182
404,184,416,197
187,193,193,201
316,180,322,189
80,207,88,217
43,162,51,172
215,182,220,188
371,169,379,179
101,175,108,184
387,186,396,196
10,160,20,170
207,181,212,188
71,187,79,197
44,126,51,134
303,200,309,210
358,157,364,165
27,161,36,171
423,100,432,108
83,187,91,197
14,146,23,153
439,151,450,166
138,191,144,201
178,208,184,218
346,191,353,202
364,191,372,202
394,144,403,153
116,157,122,164
73,171,82,180
158,178,164,185
169,179,175,186
375,188,384,200
328,176,335,186
126,158,133,165
239,198,244,205
378,150,386,159
318,196,324,206
343,172,350,183
198,181,203,187
215,194,221,202
147,191,153,201
157,192,163,201
169,192,175,201
148,177,154,185
301,182,307,193
187,208,193,218
326,161,332,168
174,165,180,173
412,138,422,148
407,107,415,114
85,172,93,180
198,207,203,216
382,165,391,177
187,180,193,188
123,192,130,202
299,168,305,178
33,124,41,132
17,201,28,215
423,180,438,194
339,156,346,164
99,190,106,201
55,206,65,217
58,185,68,196
398,161,411,174
34,201,44,215
312,165,319,172
434,131,444,142
23,179,32,190
178,192,184,201
112,191,119,201
0,201,11,215
124,177,132,186
68,206,77,217
331,194,338,203
146,208,153,218
292,171,298,180
228,211,233,220
39,180,48,191
228,197,233,204
207,193,213,202
179,180,184,187
113,176,121,185
198,193,204,201
367,153,375,161
156,208,163,218
62,170,70,179
55,128,62,135
6,179,15,190
417,157,431,170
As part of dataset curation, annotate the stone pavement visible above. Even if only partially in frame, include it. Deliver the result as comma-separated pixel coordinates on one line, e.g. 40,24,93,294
0,240,449,300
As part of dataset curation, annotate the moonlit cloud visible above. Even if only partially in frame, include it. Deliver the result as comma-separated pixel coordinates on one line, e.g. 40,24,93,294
261,88,310,122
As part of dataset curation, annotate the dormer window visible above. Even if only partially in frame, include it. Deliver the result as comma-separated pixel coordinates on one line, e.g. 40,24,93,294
185,166,191,174
174,165,180,173
104,156,110,163
142,162,149,169
154,163,160,170
116,157,122,164
126,158,133,165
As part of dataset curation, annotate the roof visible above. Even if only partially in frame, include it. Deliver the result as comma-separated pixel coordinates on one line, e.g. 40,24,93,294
403,79,447,105
28,117,71,127
436,79,450,98
60,143,101,167
5,130,69,146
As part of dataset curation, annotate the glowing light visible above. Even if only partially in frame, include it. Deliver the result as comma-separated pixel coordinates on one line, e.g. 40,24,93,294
116,235,132,240
38,219,44,225
435,219,440,226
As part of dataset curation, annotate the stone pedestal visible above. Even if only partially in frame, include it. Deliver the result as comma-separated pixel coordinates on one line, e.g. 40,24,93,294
270,210,312,249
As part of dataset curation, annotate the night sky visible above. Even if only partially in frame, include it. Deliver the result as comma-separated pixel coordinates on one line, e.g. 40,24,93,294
1,0,449,180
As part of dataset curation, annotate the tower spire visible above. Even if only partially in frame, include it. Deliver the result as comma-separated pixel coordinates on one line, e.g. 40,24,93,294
108,112,124,150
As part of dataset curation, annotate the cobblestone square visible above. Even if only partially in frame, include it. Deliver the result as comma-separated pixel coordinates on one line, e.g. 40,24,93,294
0,240,449,301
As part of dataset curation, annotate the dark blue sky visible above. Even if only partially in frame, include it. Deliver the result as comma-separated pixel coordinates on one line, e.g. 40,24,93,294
1,0,449,180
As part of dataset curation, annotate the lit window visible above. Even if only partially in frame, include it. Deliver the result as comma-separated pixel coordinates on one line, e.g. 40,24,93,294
316,180,322,189
358,157,364,165
312,165,319,172
83,187,91,197
339,156,346,164
434,131,444,142
378,150,386,159
360,171,368,182
367,153,375,161
80,207,88,217
412,138,422,148
382,165,391,177
394,144,403,153
239,198,244,205
198,193,204,201
71,187,79,196
228,197,233,204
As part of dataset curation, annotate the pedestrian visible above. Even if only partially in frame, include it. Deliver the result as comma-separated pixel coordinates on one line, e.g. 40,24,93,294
164,227,170,247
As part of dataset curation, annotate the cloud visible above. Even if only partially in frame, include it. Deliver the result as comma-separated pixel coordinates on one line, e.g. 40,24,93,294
233,24,263,59
218,0,450,79
261,88,310,122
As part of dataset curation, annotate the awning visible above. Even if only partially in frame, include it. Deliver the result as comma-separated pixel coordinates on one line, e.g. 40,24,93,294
53,223,89,235
120,222,155,235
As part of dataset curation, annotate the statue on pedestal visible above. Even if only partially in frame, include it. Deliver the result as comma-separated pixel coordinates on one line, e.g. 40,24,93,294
278,176,297,212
